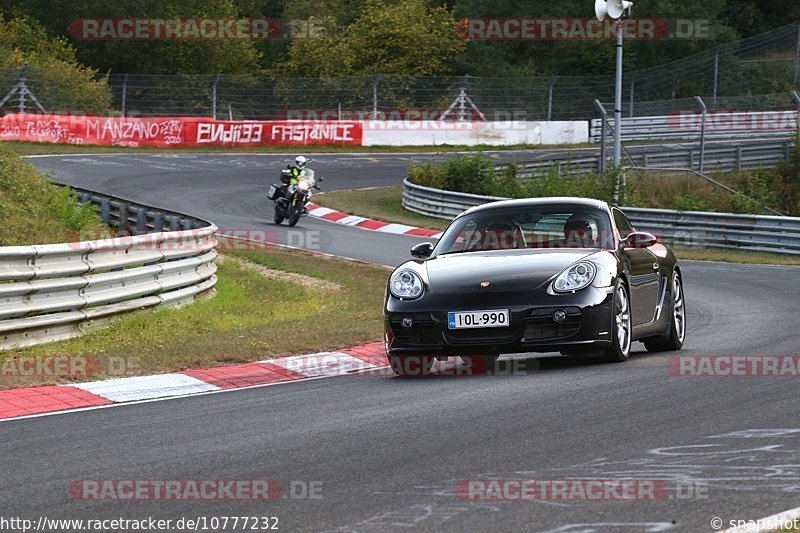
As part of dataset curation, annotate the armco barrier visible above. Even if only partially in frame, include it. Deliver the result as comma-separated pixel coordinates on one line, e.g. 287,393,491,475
510,140,793,178
402,179,800,255
0,187,218,350
589,110,800,143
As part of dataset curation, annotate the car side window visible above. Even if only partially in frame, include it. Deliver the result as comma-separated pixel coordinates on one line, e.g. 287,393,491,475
612,208,634,239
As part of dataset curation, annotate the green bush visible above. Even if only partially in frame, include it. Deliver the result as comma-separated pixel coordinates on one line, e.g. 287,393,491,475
673,194,711,212
408,155,629,204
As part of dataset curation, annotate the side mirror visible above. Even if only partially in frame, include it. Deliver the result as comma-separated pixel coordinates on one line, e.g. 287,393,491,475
624,231,658,249
318,176,324,182
410,242,434,259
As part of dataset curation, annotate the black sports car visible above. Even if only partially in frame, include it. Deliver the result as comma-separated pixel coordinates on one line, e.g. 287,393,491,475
384,197,686,376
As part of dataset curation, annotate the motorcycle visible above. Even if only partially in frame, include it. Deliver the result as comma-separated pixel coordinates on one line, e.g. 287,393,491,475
268,168,323,227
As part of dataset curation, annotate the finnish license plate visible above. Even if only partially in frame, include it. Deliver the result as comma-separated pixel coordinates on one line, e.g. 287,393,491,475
448,310,510,329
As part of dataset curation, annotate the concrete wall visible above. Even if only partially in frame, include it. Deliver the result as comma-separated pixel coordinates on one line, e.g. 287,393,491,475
361,120,588,146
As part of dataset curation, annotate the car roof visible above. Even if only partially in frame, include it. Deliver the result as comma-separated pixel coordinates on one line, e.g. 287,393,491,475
459,197,612,218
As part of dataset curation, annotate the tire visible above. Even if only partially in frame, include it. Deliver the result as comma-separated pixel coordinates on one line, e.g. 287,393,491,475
460,355,498,375
603,279,632,363
389,356,434,377
643,271,686,352
273,204,284,225
288,211,301,227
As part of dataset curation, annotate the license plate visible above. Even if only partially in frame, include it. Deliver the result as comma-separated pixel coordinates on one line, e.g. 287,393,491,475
448,310,510,329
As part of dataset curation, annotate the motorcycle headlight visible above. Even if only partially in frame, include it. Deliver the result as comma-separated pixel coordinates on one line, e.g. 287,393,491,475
553,261,596,293
389,269,424,300
297,182,310,192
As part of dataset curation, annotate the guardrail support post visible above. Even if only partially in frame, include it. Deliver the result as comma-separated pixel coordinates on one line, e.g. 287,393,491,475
694,96,707,173
118,202,130,235
153,213,164,232
736,146,742,171
100,198,111,225
136,208,147,234
169,215,180,231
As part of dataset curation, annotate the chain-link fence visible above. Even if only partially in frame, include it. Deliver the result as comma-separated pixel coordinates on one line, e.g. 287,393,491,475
2,22,799,120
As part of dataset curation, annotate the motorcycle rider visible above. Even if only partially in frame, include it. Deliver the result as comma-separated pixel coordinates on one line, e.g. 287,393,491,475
279,155,312,213
285,155,308,183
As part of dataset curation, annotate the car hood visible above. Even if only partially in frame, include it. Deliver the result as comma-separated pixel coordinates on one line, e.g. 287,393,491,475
424,249,598,293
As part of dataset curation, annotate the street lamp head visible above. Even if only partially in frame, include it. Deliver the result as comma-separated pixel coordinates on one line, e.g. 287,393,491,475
594,0,633,22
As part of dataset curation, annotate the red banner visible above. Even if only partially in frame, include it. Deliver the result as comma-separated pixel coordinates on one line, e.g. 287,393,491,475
0,114,363,147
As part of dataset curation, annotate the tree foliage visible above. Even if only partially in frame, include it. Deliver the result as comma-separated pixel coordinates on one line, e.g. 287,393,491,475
275,0,466,76
0,16,111,113
0,0,798,79
1,0,261,75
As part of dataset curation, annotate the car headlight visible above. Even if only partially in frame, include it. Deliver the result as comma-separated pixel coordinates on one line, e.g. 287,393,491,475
553,262,596,293
389,269,424,299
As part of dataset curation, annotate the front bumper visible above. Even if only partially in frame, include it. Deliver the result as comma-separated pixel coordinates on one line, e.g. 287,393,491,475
384,286,614,356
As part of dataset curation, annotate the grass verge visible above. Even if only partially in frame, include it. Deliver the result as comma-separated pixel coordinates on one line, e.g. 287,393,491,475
0,243,389,390
0,142,108,245
313,185,800,266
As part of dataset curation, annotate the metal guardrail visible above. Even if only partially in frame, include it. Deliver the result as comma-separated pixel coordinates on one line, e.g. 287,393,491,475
508,140,794,178
0,187,218,350
590,109,800,143
402,179,800,256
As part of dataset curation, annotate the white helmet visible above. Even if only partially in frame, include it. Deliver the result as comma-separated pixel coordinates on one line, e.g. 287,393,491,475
295,155,308,168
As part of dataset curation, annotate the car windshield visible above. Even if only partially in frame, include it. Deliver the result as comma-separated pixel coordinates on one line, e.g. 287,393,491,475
435,204,615,254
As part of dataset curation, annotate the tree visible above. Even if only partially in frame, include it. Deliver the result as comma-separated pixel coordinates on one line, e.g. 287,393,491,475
0,16,111,113
1,0,261,75
276,0,466,76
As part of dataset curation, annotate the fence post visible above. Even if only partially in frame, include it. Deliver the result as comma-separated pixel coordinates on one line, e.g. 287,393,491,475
372,77,379,120
712,50,719,105
628,77,635,118
18,66,27,113
547,76,557,120
594,99,608,178
694,96,707,173
794,23,800,89
121,73,128,117
211,74,221,119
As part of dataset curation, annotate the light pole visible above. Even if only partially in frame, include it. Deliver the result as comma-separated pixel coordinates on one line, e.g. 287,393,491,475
594,0,633,167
